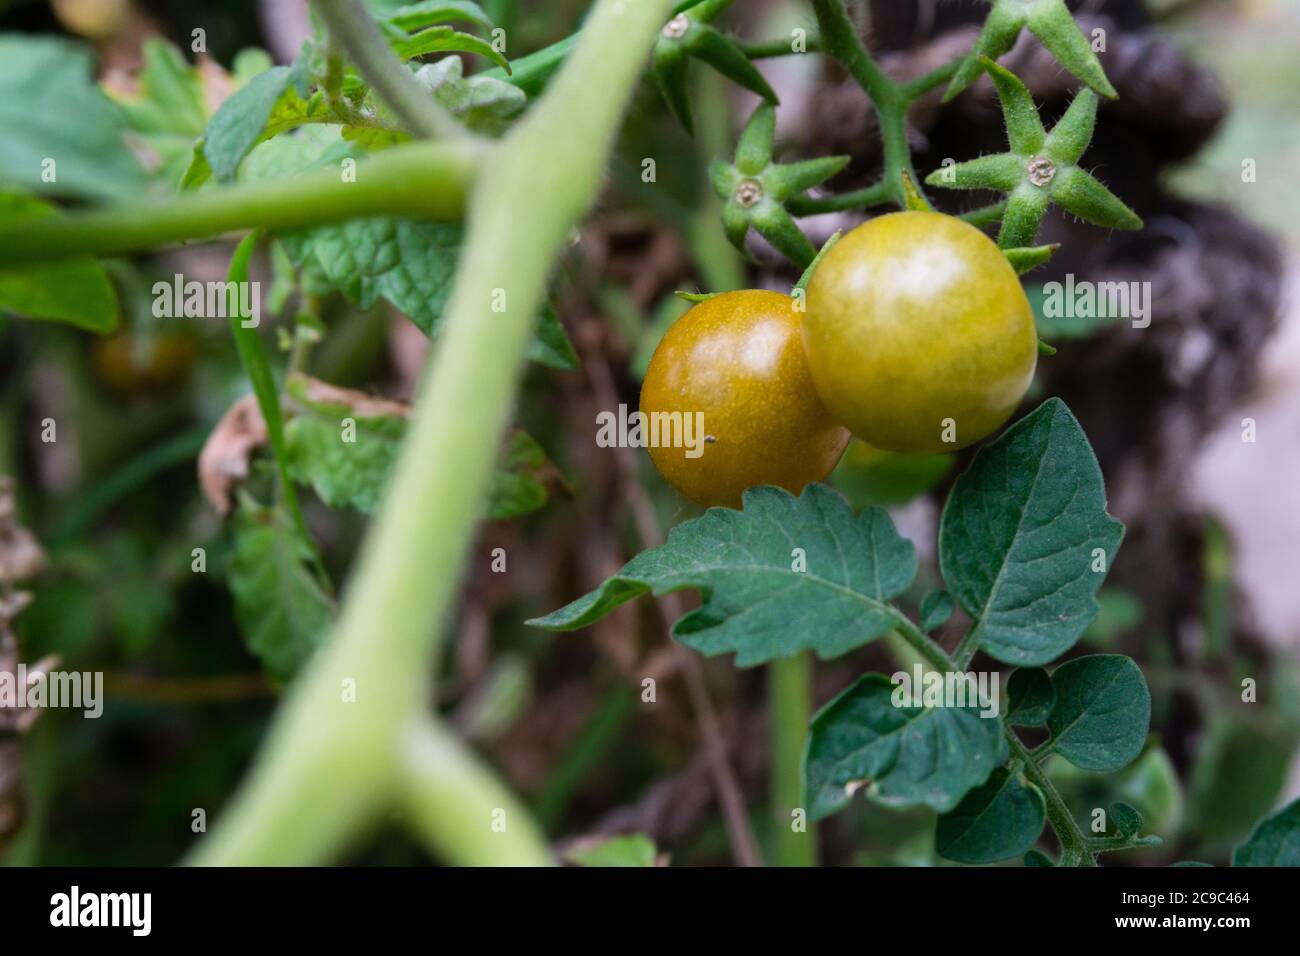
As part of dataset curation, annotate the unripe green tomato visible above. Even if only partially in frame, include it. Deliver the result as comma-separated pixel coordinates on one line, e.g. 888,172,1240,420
803,211,1037,454
639,290,850,509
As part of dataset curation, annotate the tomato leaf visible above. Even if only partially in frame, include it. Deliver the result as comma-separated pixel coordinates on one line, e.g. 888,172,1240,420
227,497,335,682
1233,797,1300,866
938,398,1124,667
919,590,954,633
1047,655,1150,771
1005,667,1055,727
936,768,1046,864
803,673,1007,819
530,484,917,667
0,35,148,200
388,25,511,73
380,1,495,31
0,193,118,332
203,66,295,182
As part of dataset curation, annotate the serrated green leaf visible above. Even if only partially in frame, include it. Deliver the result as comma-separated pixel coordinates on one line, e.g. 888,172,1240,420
204,65,293,182
1232,797,1300,866
285,397,406,516
1006,667,1055,726
938,398,1124,667
0,35,148,200
110,37,209,187
1047,655,1150,771
936,768,1046,864
0,193,118,332
565,833,658,867
228,499,334,681
529,484,917,667
920,591,955,633
804,673,1007,819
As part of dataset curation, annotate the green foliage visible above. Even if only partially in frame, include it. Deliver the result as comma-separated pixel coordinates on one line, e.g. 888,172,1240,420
1046,655,1150,771
935,768,1046,864
1005,667,1055,726
804,674,1007,819
530,484,917,667
919,591,955,633
0,35,149,199
227,498,335,681
0,193,118,332
1233,798,1300,866
939,399,1124,667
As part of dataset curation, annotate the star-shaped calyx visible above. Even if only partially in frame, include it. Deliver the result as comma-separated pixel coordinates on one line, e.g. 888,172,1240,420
926,58,1141,248
654,1,778,135
944,0,1117,102
710,103,848,268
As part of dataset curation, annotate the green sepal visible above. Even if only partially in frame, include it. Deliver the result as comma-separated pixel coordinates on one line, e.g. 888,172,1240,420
765,155,849,196
980,57,1046,154
943,0,1024,102
1037,339,1058,356
653,41,693,135
1003,243,1058,274
998,186,1049,248
1048,166,1143,231
752,202,817,269
689,23,779,105
899,170,933,212
735,102,775,175
1045,89,1098,166
720,201,752,256
709,158,740,198
1025,0,1117,99
925,153,1023,192
674,290,721,303
794,229,842,294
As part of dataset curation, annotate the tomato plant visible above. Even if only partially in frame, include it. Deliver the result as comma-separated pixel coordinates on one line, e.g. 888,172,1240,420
0,0,1296,877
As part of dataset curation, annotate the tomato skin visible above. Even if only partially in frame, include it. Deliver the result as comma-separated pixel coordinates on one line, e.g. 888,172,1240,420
639,290,850,509
803,211,1037,454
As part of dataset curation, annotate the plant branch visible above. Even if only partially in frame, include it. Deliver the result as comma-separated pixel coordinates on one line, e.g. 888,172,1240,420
740,34,823,58
398,719,553,865
786,180,890,216
770,653,817,866
188,0,681,867
0,141,483,267
1005,728,1096,867
314,0,465,140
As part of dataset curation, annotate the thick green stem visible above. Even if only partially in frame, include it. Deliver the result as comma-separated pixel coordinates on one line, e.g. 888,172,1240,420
1005,729,1096,867
189,0,679,867
399,719,554,866
0,141,482,267
769,653,817,866
315,0,464,139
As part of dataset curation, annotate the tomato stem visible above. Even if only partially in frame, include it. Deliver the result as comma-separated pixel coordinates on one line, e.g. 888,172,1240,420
770,653,819,866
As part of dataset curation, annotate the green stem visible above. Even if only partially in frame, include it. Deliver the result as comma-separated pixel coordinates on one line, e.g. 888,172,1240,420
959,200,1009,227
786,180,890,216
315,0,464,139
887,608,957,672
899,59,963,99
740,34,823,58
952,625,982,670
189,0,679,867
225,232,328,589
0,141,483,267
1005,729,1096,867
398,719,553,865
769,653,817,866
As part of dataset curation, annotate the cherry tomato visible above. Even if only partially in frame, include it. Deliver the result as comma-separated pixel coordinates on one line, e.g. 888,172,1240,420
803,211,1037,454
639,290,850,508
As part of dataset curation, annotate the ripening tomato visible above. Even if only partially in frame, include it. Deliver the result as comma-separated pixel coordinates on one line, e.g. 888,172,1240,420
639,290,850,509
803,211,1037,454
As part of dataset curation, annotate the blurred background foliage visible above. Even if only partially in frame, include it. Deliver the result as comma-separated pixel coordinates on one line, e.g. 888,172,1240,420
0,0,1298,866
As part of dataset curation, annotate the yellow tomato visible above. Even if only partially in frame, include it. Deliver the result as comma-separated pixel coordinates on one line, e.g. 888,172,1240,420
803,211,1037,453
639,290,850,508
